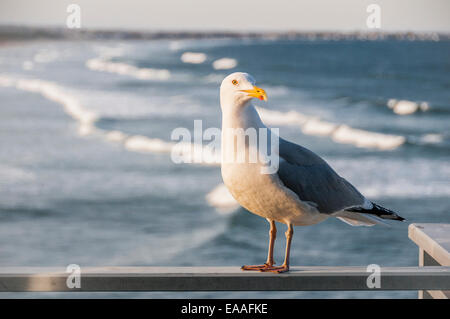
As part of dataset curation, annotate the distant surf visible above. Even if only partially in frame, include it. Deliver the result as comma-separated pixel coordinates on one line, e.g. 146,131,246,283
180,52,207,64
0,75,221,165
212,58,238,70
86,57,171,81
256,107,406,150
3,75,444,216
1,75,443,164
387,99,429,115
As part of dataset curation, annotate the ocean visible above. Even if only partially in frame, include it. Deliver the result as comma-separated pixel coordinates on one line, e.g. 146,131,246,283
0,37,449,298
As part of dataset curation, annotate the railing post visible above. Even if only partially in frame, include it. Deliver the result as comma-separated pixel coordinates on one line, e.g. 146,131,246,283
409,223,450,299
419,248,440,298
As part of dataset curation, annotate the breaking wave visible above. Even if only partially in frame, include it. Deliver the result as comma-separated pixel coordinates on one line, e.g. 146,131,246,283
206,183,240,214
0,74,442,169
180,52,207,64
387,99,430,115
257,107,406,150
86,58,171,81
212,58,238,70
2,73,446,215
0,75,219,165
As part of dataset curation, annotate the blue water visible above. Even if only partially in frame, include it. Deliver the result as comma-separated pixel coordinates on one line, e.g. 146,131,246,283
0,38,449,298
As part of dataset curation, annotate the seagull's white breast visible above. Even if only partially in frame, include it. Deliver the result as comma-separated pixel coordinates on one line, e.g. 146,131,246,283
220,104,327,226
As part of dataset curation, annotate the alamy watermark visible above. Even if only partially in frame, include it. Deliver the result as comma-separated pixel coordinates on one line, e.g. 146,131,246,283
66,4,81,29
366,264,381,289
366,4,381,29
170,120,280,174
66,264,81,289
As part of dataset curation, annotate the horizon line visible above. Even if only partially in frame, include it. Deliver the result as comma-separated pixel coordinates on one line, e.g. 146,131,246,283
1,24,449,36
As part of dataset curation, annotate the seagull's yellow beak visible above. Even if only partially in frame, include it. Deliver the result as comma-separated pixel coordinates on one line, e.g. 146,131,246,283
240,86,267,101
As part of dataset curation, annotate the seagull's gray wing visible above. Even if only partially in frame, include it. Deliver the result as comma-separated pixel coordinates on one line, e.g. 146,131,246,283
277,138,366,214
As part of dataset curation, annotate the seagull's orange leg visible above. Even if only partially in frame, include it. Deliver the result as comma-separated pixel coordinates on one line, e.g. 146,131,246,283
241,219,277,271
259,223,293,273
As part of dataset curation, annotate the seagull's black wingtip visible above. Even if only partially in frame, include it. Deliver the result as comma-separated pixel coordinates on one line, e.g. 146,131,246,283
346,202,405,222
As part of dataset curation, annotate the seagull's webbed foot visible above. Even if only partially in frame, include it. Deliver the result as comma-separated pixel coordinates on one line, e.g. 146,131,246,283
241,220,279,272
258,264,289,274
241,263,273,271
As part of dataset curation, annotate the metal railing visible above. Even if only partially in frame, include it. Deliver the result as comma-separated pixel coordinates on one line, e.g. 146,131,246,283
0,224,448,297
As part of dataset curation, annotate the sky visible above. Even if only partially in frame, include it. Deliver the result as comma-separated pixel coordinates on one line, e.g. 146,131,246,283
0,0,449,32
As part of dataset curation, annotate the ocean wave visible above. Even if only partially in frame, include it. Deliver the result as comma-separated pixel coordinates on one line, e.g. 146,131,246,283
180,52,207,64
4,76,98,128
302,118,338,136
206,183,240,214
2,75,447,216
124,135,174,153
86,58,171,80
416,133,444,144
75,89,202,120
387,99,429,115
92,45,127,59
256,107,406,150
212,58,238,70
331,125,405,150
408,133,449,148
0,75,108,139
0,74,443,154
0,75,220,166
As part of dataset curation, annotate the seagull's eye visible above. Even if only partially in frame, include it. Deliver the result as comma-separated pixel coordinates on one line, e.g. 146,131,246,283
232,80,238,85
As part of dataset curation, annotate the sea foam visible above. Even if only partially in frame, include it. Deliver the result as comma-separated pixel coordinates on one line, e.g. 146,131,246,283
387,99,429,115
331,125,405,150
212,58,238,70
180,52,207,64
0,75,220,166
86,58,171,80
0,75,409,157
206,183,240,213
1,75,445,216
256,107,406,150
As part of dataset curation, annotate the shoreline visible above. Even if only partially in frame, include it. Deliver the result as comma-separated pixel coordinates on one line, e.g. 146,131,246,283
0,25,448,44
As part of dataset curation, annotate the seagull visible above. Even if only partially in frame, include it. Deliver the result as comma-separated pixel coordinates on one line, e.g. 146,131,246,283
220,72,405,273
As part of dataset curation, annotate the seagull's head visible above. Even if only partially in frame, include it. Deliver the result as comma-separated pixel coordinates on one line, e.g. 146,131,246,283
220,72,267,110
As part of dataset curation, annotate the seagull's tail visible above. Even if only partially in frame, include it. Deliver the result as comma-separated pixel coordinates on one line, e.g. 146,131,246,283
345,202,405,222
334,202,404,227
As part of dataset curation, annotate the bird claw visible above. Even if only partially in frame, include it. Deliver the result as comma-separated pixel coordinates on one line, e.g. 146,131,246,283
241,263,289,273
258,265,289,273
241,263,273,271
